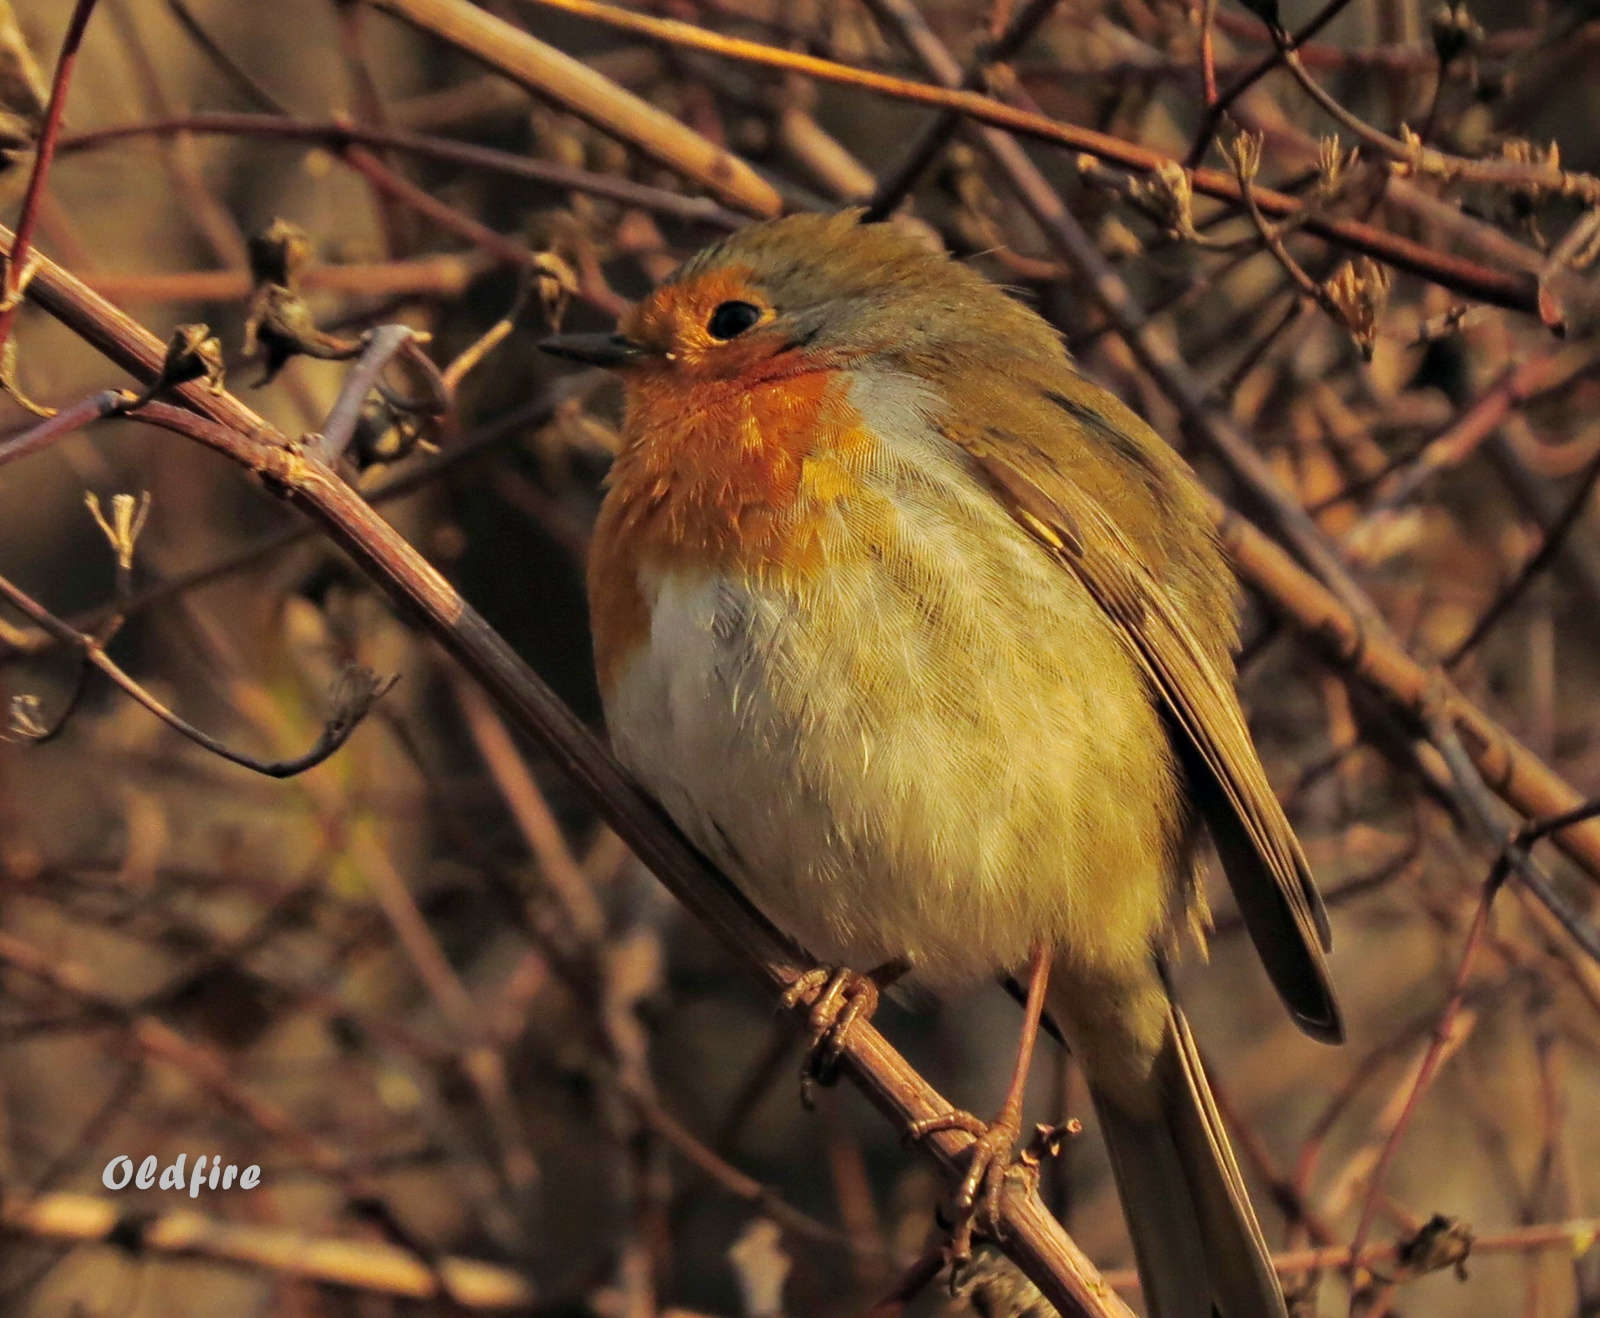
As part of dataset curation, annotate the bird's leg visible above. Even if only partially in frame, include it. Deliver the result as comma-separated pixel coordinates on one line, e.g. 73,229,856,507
906,942,1051,1268
781,959,909,1106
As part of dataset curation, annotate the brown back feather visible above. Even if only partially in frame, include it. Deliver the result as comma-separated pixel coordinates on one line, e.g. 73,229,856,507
944,359,1342,1044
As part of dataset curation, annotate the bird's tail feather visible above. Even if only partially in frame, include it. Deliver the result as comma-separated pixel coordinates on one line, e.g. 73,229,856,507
1089,1004,1286,1318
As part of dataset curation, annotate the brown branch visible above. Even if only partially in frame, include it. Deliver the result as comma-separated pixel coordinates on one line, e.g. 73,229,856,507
1214,506,1600,889
313,324,431,465
611,1073,885,1257
0,929,350,1176
864,0,1063,219
1346,862,1506,1271
0,389,580,658
78,253,490,307
1274,39,1600,204
1359,345,1600,516
452,672,608,944
362,0,781,218
165,0,289,115
0,389,127,471
1446,445,1600,665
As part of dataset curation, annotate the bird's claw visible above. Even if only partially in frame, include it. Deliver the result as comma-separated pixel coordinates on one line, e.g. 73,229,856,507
780,966,881,1107
906,1106,1028,1270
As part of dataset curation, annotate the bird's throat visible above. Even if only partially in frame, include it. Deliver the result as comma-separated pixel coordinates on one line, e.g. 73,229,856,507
587,367,877,694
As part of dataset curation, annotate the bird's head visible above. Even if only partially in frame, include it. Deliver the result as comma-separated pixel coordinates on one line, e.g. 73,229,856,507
538,210,1062,384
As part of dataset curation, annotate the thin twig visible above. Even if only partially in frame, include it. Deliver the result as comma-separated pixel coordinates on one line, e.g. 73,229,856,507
1097,1217,1600,1290
0,389,128,471
313,324,425,465
0,556,396,777
1446,444,1600,664
165,0,290,114
1185,0,1358,167
864,0,1063,220
0,0,101,356
59,113,747,229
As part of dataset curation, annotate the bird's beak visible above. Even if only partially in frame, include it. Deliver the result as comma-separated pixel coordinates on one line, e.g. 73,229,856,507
537,331,650,368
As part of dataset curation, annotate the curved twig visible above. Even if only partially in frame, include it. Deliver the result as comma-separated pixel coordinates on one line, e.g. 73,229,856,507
0,560,396,778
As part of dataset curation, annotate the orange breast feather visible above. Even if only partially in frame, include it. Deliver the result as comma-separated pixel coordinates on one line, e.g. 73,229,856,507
588,368,878,695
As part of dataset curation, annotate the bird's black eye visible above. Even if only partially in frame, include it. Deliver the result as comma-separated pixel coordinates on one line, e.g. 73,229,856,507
707,300,763,340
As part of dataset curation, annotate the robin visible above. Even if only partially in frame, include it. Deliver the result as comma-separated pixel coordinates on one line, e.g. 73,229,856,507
541,209,1341,1318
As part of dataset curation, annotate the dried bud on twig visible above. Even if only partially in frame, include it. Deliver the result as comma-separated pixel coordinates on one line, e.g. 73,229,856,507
1316,135,1359,196
247,217,313,290
532,250,578,333
1378,1213,1474,1283
324,665,400,737
1130,159,1202,243
1497,137,1564,219
242,219,360,383
1323,257,1392,359
161,324,225,393
117,324,225,411
1222,128,1265,187
244,284,361,385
